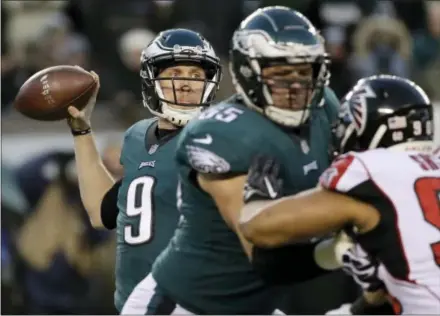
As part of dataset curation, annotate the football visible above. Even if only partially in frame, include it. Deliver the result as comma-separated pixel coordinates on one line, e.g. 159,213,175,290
14,65,97,121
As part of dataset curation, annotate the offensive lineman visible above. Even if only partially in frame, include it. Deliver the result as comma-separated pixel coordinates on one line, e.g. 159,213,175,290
66,29,222,313
240,75,440,314
123,6,347,315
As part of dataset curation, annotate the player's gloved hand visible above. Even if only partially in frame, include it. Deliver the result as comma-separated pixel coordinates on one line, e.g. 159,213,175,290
341,243,385,292
67,67,100,134
243,155,283,204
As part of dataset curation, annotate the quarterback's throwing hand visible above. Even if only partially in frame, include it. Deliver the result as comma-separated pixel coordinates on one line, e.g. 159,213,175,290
67,68,100,133
243,155,283,203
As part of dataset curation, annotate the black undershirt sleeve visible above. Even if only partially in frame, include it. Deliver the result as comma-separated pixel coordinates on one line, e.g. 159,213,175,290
252,241,331,285
100,180,122,230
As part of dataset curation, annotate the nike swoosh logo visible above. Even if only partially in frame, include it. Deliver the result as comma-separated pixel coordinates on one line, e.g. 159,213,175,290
264,176,277,199
193,134,213,145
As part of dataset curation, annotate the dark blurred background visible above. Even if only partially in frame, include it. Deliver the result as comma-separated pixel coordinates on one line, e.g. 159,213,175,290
1,0,440,314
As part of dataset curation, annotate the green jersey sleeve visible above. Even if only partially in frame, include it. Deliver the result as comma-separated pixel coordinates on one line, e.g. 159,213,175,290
175,105,255,175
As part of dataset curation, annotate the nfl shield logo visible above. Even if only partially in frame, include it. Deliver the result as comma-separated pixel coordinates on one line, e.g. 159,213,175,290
148,144,158,155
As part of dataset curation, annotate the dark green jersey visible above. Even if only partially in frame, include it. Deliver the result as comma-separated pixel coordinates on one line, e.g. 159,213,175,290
114,118,181,312
152,88,340,314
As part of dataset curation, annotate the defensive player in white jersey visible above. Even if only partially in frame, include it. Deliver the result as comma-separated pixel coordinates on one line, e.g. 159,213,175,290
239,75,440,314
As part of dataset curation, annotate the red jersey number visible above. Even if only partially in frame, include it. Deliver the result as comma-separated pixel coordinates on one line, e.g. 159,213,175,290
414,177,440,267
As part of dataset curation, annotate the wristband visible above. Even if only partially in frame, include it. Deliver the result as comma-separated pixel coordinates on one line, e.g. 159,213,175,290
71,128,91,136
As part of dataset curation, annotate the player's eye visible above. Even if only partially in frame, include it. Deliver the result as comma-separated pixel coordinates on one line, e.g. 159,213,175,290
191,73,202,79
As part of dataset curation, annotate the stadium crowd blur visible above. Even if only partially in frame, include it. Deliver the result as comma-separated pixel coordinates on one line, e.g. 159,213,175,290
1,0,440,314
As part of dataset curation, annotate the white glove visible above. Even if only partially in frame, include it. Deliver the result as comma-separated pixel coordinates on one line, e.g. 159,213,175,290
325,303,352,315
341,243,384,292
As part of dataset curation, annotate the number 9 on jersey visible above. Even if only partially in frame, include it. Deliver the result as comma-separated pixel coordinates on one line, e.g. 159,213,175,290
124,176,155,245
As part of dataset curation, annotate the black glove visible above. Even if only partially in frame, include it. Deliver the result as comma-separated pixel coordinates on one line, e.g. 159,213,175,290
243,155,283,204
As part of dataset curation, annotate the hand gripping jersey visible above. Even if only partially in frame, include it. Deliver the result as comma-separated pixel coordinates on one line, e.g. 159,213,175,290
320,149,440,314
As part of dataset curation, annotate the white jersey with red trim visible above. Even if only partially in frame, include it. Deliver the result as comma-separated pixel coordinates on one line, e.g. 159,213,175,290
320,148,440,314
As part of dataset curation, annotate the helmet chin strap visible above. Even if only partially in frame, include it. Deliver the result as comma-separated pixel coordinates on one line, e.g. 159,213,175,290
260,72,324,128
143,98,202,127
161,103,202,126
265,106,309,127
149,79,206,126
261,81,308,127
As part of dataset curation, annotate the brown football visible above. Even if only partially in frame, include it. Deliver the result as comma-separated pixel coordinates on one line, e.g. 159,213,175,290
14,65,97,121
